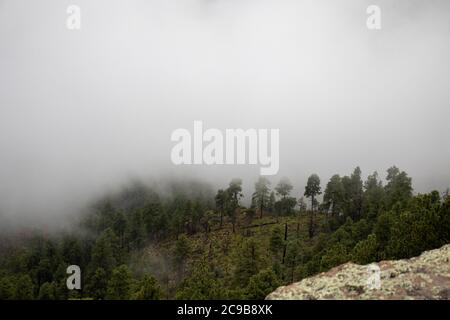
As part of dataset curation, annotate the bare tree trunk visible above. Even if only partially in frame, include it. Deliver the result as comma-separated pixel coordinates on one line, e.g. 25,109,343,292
282,223,288,264
284,223,288,241
260,198,264,219
308,196,315,238
308,211,314,238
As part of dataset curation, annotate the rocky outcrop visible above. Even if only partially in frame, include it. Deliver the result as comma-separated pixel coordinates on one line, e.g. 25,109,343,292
267,244,450,300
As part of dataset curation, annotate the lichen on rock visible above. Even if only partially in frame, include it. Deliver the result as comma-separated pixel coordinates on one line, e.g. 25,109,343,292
266,244,450,300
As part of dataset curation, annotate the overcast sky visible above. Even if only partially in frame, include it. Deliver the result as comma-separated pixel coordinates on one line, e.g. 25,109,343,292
1,0,449,226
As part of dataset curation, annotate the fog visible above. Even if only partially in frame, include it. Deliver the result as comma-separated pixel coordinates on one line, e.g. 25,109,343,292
1,0,449,227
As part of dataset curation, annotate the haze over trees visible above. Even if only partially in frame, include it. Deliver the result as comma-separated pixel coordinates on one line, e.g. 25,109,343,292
0,166,449,300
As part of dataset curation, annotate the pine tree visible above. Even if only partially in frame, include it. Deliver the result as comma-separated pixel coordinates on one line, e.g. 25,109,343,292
175,261,222,299
226,178,243,233
284,240,303,282
174,234,191,279
133,274,163,300
38,282,56,300
106,265,133,300
352,234,379,264
245,269,280,300
112,210,127,248
268,191,276,214
215,189,227,227
297,196,307,212
385,166,413,209
362,171,385,219
86,268,108,299
89,228,117,275
342,167,364,220
304,174,321,238
174,234,191,266
275,177,296,215
0,275,13,300
323,174,344,216
234,239,263,287
13,274,34,300
252,177,271,219
125,210,146,249
270,227,284,258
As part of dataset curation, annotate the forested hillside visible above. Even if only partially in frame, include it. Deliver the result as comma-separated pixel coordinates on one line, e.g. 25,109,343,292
0,166,449,300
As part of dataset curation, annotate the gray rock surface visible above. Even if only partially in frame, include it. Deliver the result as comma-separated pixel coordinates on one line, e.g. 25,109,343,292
267,244,450,300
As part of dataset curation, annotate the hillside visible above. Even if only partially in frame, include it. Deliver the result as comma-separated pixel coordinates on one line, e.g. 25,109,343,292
1,168,449,300
267,244,450,300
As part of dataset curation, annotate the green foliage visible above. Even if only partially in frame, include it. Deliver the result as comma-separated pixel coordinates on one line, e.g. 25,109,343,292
86,268,108,299
175,261,223,299
386,191,443,258
215,189,227,226
275,177,293,198
343,167,364,220
438,196,450,242
275,197,297,216
112,210,127,247
133,274,163,300
352,219,372,243
89,228,117,274
297,197,307,212
174,234,191,266
0,274,14,300
320,243,349,271
373,211,393,253
304,174,322,238
140,198,167,239
253,177,271,218
234,239,265,287
125,210,147,249
227,179,243,204
106,265,133,300
61,235,84,267
245,269,281,299
13,274,34,300
323,174,344,216
385,166,413,209
283,240,303,282
304,174,322,209
268,191,276,213
225,178,243,233
352,234,379,264
38,282,56,300
270,227,284,256
362,171,385,219
0,168,448,301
